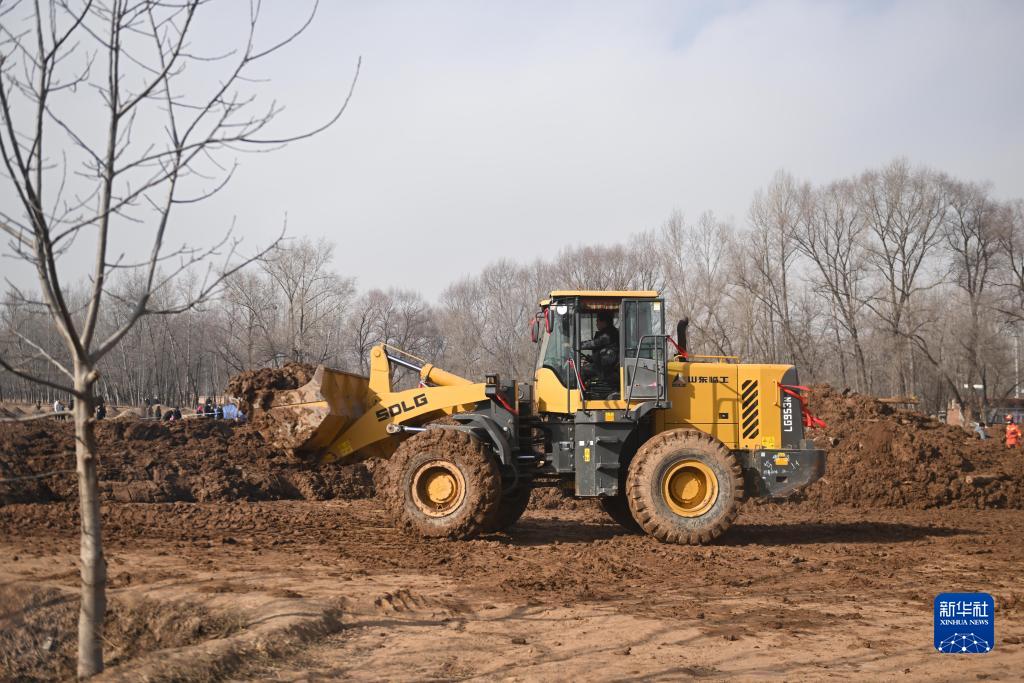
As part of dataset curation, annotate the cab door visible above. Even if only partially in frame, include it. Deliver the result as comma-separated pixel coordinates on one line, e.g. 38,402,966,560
619,299,667,403
534,301,575,414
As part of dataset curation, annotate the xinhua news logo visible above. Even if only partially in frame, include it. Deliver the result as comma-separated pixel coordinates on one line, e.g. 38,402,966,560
934,593,995,654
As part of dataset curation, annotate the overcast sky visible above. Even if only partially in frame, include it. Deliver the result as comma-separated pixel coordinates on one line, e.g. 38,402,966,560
4,0,1024,298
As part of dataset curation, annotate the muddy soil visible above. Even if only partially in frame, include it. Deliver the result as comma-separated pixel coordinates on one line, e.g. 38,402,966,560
2,500,1021,680
226,362,315,416
801,385,1024,510
4,375,1024,678
0,584,243,682
0,418,373,506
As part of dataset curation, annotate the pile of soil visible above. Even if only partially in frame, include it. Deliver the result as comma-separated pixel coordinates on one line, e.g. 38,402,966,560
0,418,374,506
800,385,1024,510
0,584,242,681
226,362,315,416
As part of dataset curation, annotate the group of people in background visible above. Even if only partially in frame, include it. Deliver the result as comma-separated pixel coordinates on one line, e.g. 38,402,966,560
51,397,107,420
154,405,183,421
194,397,244,421
972,414,1023,449
49,395,243,422
139,396,245,422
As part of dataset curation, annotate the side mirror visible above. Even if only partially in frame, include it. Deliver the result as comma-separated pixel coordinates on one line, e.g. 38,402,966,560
544,307,553,334
529,318,540,343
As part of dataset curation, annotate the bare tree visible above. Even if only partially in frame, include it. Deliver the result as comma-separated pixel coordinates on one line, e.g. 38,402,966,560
660,211,737,356
936,179,1001,415
858,159,946,395
218,269,277,372
996,200,1024,321
0,1,356,675
739,170,810,365
346,288,441,382
794,180,872,390
261,237,355,364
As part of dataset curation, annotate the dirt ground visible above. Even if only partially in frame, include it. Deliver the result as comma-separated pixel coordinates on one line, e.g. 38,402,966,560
2,497,1022,681
3,381,1024,680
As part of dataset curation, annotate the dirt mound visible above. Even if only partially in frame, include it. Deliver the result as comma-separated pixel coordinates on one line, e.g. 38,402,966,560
0,418,374,506
226,362,315,415
800,385,1024,510
527,486,598,512
0,584,243,681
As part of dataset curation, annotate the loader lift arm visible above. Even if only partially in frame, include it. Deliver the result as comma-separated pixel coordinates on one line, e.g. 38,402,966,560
262,344,515,465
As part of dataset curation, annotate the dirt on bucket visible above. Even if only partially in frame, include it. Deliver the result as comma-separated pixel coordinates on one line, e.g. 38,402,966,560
225,362,316,416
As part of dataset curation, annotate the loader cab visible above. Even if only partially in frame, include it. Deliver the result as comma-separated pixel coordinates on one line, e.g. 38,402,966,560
531,290,668,413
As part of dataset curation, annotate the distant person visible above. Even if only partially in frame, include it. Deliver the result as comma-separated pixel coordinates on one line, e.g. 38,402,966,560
1005,415,1021,449
173,407,182,420
974,421,987,440
95,402,107,420
53,398,64,420
215,403,224,419
223,403,238,420
155,405,162,420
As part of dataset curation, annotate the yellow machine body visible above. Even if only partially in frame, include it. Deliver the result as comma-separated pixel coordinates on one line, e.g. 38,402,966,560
255,289,822,505
533,360,797,452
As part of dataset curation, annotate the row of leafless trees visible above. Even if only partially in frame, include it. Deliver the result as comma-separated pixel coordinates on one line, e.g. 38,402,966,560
5,160,1023,419
435,160,1024,420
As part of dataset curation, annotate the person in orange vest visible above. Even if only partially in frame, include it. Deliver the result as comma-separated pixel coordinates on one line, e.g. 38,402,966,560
1005,414,1021,448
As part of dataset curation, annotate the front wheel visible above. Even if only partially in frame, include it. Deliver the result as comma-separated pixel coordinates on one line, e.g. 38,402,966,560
626,430,743,544
598,495,641,531
384,428,501,540
484,484,532,532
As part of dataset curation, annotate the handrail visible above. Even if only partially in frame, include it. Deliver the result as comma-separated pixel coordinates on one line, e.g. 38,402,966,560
567,358,586,413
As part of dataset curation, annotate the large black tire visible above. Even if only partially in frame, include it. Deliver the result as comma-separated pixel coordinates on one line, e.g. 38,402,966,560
485,484,532,532
626,429,743,544
384,428,501,540
598,495,641,531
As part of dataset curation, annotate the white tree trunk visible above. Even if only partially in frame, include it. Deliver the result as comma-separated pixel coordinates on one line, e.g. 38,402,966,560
74,379,106,678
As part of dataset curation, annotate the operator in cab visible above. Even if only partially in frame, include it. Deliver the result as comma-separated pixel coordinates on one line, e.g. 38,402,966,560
580,311,620,397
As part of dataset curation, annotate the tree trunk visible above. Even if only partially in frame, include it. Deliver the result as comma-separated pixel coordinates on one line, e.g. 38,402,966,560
850,325,870,393
74,375,106,678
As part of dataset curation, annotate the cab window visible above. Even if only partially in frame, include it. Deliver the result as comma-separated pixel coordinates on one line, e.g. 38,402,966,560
539,305,574,386
621,299,666,400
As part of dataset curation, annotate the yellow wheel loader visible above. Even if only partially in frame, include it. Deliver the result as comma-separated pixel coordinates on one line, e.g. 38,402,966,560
257,291,826,544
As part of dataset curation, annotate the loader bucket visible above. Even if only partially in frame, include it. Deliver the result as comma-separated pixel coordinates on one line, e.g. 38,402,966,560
259,366,371,457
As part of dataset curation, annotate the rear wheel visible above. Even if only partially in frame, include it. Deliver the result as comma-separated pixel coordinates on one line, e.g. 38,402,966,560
626,430,742,544
598,495,640,531
384,428,501,539
485,484,532,532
